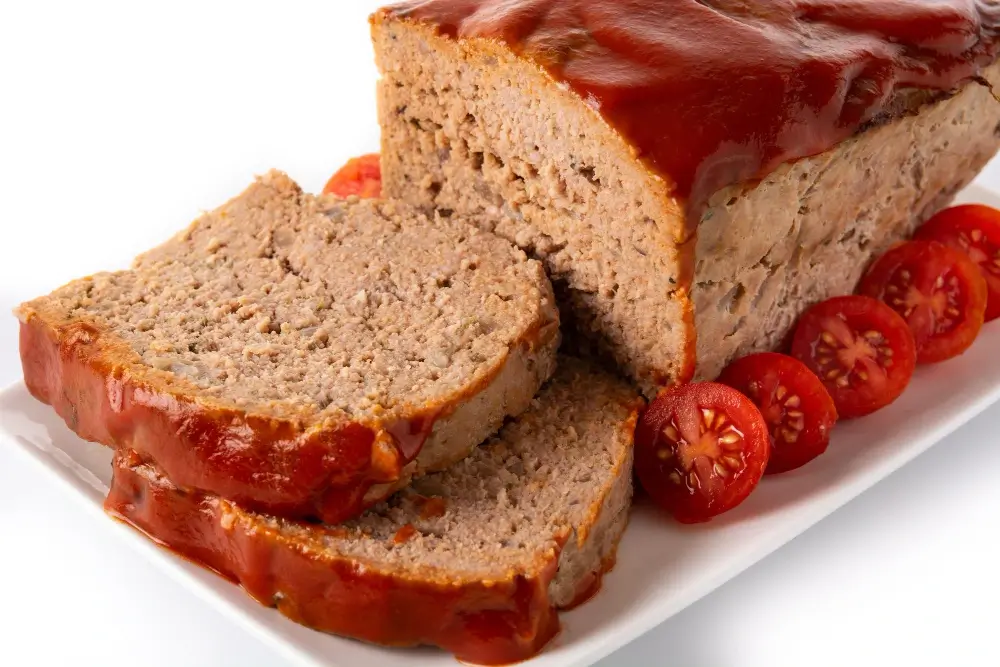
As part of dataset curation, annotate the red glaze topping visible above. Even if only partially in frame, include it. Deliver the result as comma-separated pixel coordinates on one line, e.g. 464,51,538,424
17,317,429,525
384,0,1000,206
393,523,419,544
419,495,448,519
106,455,563,665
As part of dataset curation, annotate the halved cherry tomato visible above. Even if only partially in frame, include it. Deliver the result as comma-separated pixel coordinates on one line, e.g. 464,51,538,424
915,204,1000,321
634,383,770,524
858,240,986,364
791,295,916,419
322,153,381,198
718,353,838,475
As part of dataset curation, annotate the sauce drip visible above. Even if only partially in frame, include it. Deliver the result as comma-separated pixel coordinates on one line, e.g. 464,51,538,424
17,319,439,527
419,495,448,519
386,0,1000,206
393,523,419,544
106,456,563,665
387,412,439,461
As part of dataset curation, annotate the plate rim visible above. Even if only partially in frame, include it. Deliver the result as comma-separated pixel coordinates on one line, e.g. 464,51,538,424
0,381,325,667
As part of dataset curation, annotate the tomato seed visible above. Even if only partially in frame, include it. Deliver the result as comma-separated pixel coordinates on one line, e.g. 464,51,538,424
719,431,741,445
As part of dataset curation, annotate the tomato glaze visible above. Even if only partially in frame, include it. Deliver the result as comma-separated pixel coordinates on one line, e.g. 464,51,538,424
105,454,564,666
18,318,424,526
384,0,1000,208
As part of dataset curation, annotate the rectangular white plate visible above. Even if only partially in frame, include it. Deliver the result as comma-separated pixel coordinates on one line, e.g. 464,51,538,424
3,183,1000,667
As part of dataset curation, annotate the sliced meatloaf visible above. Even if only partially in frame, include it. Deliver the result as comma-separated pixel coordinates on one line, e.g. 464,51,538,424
17,170,560,524
106,356,642,665
372,0,1000,394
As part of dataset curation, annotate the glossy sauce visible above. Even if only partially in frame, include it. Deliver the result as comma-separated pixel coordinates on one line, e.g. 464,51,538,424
419,495,448,519
387,412,440,461
562,547,620,610
393,523,419,543
105,456,563,666
17,319,436,525
386,0,1000,207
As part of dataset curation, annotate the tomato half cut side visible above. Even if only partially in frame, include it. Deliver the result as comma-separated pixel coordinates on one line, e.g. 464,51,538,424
718,352,838,475
915,204,1000,321
322,153,382,198
858,240,986,363
634,382,770,524
791,295,917,419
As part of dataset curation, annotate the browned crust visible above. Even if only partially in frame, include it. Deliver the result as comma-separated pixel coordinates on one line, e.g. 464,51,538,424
675,236,698,387
17,290,558,524
104,392,639,663
562,541,621,611
106,453,561,665
561,403,639,609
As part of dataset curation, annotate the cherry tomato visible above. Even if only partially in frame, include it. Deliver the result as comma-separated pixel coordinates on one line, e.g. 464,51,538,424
718,353,838,475
634,383,770,524
322,154,381,198
791,295,916,419
915,204,1000,321
858,240,986,364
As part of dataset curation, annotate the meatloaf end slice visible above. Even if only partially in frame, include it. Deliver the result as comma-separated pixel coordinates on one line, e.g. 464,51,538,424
372,11,1000,392
106,356,642,666
16,170,560,524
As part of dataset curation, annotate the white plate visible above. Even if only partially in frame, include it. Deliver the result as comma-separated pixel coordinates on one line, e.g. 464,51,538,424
2,183,1000,667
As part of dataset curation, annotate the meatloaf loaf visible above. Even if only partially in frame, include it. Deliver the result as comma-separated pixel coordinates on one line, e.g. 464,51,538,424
106,356,642,666
372,0,1000,394
17,170,560,524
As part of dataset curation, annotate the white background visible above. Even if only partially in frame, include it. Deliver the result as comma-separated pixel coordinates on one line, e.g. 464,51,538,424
2,1,999,665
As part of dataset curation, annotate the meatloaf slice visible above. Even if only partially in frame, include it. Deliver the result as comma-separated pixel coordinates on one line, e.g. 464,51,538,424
372,1,1000,393
17,170,560,524
106,356,641,666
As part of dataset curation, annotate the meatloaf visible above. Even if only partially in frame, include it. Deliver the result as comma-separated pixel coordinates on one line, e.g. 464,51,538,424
106,356,642,666
372,0,1000,394
17,170,560,524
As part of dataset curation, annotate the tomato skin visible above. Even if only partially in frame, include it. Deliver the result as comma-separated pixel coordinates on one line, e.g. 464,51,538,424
791,296,916,419
322,154,381,198
634,382,770,524
915,204,1000,321
718,353,838,475
858,240,986,364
